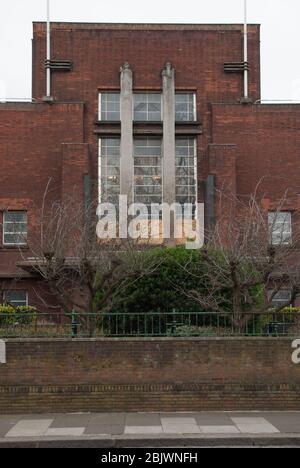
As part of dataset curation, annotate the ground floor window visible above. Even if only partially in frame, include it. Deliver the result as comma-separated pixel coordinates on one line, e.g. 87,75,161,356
3,290,28,307
269,289,292,308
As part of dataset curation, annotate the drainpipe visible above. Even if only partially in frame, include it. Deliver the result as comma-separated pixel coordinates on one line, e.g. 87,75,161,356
43,0,54,102
243,0,248,99
241,0,252,104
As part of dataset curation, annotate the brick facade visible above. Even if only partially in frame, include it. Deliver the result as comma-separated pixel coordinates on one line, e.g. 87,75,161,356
0,338,299,413
0,22,299,308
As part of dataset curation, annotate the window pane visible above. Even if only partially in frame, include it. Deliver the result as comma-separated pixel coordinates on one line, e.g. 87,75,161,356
134,138,162,207
4,212,26,222
268,212,292,245
4,290,27,307
269,289,291,307
3,211,27,245
175,93,196,122
175,138,197,218
4,233,27,245
134,94,162,121
100,93,120,121
99,139,121,204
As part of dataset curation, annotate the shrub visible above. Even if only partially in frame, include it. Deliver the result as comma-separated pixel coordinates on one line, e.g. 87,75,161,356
0,305,37,326
104,246,263,315
102,247,207,313
167,325,219,337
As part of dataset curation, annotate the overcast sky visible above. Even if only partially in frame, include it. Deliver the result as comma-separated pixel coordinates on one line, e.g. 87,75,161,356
0,0,300,101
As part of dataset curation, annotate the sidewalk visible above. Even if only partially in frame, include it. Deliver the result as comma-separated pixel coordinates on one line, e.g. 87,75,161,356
0,411,300,447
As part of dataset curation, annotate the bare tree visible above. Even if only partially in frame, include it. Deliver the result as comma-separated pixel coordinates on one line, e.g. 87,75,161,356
18,188,163,318
179,188,300,328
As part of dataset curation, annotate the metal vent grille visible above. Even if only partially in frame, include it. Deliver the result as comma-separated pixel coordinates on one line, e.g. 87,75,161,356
45,60,72,71
224,62,249,73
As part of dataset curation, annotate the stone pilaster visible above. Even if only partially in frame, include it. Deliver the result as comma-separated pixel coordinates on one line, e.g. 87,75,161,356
162,62,176,243
120,62,134,205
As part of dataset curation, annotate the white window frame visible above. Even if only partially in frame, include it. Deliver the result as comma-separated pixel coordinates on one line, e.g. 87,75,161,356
98,138,121,204
133,137,163,210
175,137,198,219
268,211,292,246
98,92,120,122
3,290,28,308
3,211,28,247
133,93,163,122
175,92,197,122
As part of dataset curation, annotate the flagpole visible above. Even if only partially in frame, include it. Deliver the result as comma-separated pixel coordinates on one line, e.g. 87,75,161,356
243,0,248,99
46,0,51,98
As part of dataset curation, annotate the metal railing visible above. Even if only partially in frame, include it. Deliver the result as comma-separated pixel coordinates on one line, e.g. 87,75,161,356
0,310,299,338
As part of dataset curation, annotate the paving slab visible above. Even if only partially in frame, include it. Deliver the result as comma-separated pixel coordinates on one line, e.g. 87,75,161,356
50,414,92,428
0,415,22,423
199,425,240,434
125,413,161,426
161,418,200,434
5,419,53,438
45,427,85,437
161,417,198,425
124,426,163,434
0,422,17,438
231,417,280,434
159,413,199,419
259,413,300,433
20,414,60,420
84,424,124,436
88,413,126,425
195,413,234,426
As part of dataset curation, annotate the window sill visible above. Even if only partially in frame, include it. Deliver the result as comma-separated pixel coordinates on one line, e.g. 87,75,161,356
94,120,121,125
0,245,29,251
176,120,202,125
94,120,202,125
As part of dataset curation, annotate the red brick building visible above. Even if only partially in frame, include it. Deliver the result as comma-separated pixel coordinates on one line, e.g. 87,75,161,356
0,22,299,310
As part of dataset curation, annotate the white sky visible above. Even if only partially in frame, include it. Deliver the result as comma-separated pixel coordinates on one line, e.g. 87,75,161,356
0,0,300,101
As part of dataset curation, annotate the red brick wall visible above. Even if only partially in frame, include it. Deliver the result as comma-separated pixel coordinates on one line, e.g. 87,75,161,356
211,104,300,204
2,23,300,313
62,143,90,204
0,338,299,413
0,103,93,313
0,102,86,304
32,23,261,185
0,103,85,200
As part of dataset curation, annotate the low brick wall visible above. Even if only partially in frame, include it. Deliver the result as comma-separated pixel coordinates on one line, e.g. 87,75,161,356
0,338,299,413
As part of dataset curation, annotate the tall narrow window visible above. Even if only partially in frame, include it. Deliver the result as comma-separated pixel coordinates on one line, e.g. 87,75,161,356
3,211,27,246
98,139,120,205
99,93,120,121
134,94,162,122
175,138,197,217
268,211,292,245
3,290,28,307
134,138,162,210
175,93,197,122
